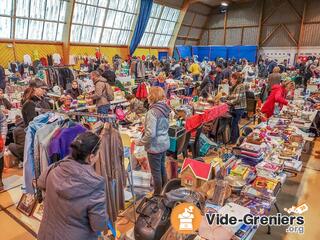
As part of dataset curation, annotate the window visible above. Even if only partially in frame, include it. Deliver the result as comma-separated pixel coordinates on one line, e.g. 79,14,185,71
70,0,139,44
14,0,67,41
140,3,180,47
184,178,193,187
0,0,13,39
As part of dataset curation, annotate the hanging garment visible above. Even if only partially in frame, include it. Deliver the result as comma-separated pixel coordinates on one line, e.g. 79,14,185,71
34,121,62,180
69,55,76,65
136,60,146,79
47,55,53,66
52,53,62,65
23,113,54,193
0,65,5,90
136,83,148,100
95,51,102,59
18,63,24,76
130,60,137,77
48,124,87,163
40,57,48,67
23,54,32,65
94,126,126,223
9,62,18,73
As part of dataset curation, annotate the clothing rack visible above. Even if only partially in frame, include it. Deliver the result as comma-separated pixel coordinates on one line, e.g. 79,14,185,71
35,107,116,120
41,65,74,69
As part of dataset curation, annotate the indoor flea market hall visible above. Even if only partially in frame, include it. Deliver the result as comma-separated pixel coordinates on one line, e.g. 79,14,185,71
0,0,320,240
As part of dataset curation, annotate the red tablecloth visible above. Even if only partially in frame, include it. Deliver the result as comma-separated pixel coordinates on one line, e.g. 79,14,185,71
185,104,229,132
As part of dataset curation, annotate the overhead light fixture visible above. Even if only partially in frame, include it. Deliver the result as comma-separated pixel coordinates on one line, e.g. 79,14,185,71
221,2,229,6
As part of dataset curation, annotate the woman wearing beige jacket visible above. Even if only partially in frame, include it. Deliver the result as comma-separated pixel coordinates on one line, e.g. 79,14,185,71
90,71,114,114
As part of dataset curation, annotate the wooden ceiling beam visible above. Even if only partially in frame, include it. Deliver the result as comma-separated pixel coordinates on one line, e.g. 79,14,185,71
286,0,302,20
257,0,265,46
168,0,192,55
262,1,286,24
298,0,307,55
281,23,298,46
260,24,281,46
223,9,228,44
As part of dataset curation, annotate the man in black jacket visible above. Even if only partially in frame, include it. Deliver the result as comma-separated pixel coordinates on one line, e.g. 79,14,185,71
214,65,224,90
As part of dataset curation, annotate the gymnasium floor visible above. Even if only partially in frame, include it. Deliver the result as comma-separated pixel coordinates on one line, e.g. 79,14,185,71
1,139,320,240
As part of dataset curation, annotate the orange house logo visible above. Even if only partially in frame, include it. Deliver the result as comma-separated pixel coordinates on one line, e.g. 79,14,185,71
170,202,202,234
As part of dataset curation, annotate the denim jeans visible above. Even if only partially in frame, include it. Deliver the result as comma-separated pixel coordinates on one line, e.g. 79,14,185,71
147,151,167,195
192,74,200,82
231,109,244,144
97,104,110,114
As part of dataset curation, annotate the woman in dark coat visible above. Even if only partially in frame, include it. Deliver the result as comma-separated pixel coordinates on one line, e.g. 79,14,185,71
21,79,51,126
8,115,25,164
37,132,108,240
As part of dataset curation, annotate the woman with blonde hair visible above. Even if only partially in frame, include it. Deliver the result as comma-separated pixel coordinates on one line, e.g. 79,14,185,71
268,66,281,90
135,86,170,195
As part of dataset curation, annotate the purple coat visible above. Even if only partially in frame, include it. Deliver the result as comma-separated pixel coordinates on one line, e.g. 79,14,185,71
49,124,87,163
37,157,108,240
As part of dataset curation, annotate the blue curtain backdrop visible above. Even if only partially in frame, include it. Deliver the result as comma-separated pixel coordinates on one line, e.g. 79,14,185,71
129,0,153,55
175,45,257,62
158,51,168,60
176,45,192,58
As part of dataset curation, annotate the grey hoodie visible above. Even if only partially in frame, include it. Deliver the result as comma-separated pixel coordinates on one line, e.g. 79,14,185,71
138,101,170,153
37,157,108,240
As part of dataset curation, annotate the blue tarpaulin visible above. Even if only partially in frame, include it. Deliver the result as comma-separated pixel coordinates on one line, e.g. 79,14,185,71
176,45,192,58
175,45,257,63
158,51,168,60
192,46,211,61
227,46,240,60
209,46,228,60
238,45,257,62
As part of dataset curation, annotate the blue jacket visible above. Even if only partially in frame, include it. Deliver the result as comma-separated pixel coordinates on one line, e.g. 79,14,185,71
138,101,170,154
23,113,56,193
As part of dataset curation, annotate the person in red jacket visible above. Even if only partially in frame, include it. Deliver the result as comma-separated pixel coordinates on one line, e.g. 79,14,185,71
261,80,295,118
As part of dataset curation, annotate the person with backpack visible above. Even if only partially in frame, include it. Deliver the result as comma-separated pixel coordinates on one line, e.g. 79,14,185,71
90,71,114,114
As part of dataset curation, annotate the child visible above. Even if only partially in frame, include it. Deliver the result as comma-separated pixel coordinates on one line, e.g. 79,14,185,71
59,94,73,111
